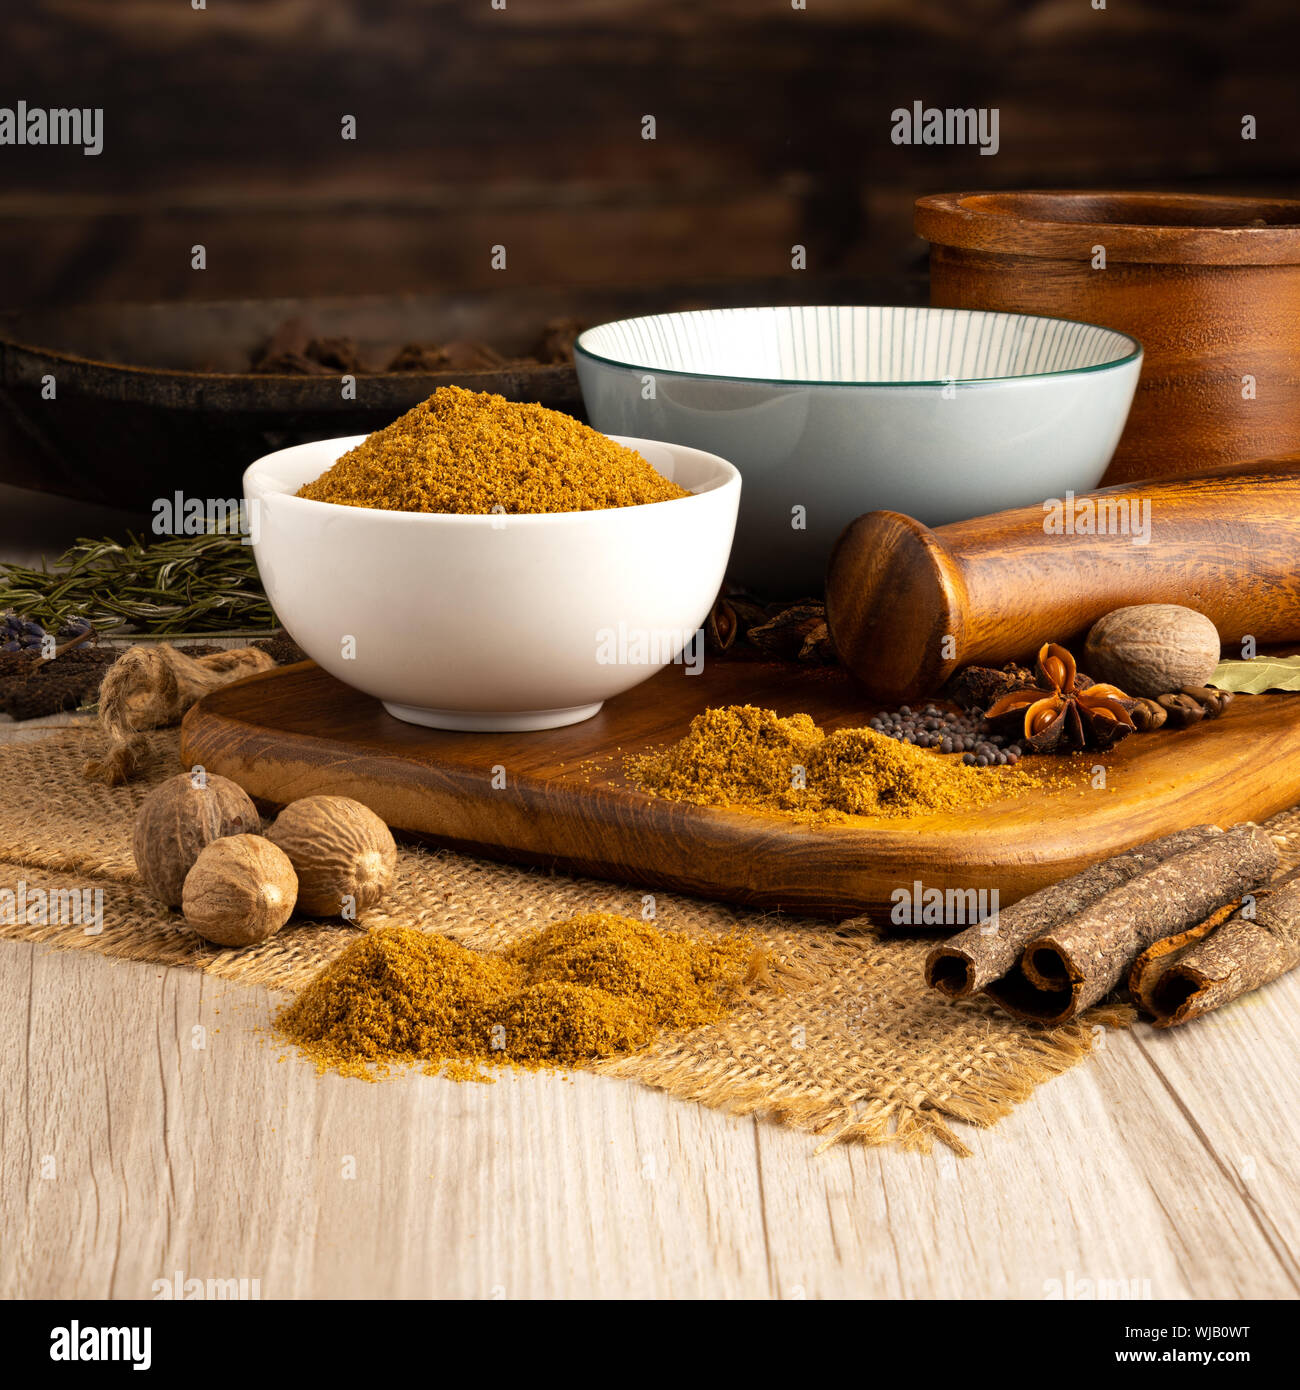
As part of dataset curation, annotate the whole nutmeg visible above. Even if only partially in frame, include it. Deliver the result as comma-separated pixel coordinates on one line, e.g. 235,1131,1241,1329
266,795,397,919
133,773,261,908
1083,604,1221,699
182,834,298,947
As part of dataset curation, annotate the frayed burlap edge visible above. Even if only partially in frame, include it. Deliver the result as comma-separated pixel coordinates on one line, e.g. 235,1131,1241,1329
601,1001,1135,1158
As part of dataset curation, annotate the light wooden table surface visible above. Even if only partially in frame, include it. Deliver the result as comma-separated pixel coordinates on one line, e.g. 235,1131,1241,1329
2,487,1298,1300
2,935,1299,1300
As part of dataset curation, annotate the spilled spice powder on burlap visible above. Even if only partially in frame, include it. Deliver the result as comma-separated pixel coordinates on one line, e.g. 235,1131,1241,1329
275,913,755,1080
626,705,1043,822
297,385,690,514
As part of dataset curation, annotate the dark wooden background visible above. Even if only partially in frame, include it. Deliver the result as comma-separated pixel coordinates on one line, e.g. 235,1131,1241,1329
2,0,1298,308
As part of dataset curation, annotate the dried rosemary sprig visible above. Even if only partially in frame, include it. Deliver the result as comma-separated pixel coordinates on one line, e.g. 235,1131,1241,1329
0,533,277,637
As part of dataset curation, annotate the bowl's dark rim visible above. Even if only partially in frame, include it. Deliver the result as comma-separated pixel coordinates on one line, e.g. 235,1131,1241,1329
0,333,579,388
574,304,1144,390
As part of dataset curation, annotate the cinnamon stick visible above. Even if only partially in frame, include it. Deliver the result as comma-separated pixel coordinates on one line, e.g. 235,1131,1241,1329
985,824,1279,1024
1126,900,1240,1005
1136,867,1300,1027
924,825,1224,1000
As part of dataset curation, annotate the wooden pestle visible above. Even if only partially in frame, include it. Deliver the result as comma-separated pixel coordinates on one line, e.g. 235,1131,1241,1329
824,457,1300,704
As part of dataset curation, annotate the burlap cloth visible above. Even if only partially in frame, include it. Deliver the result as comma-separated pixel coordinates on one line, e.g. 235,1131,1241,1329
3,726,1298,1156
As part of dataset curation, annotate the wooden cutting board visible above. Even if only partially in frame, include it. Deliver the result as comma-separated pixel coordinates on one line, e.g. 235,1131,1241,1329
180,660,1300,919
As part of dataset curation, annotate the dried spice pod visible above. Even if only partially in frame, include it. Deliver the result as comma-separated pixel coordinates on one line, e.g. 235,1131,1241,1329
1181,685,1233,716
1150,685,1233,728
798,619,836,663
983,642,1135,753
984,823,1278,1024
942,662,1037,712
1156,691,1205,726
925,825,1224,1000
705,596,739,653
1125,696,1168,732
1136,867,1300,1027
747,602,829,661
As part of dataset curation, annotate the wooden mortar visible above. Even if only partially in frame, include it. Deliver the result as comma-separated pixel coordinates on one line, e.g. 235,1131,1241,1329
915,191,1300,484
824,457,1300,705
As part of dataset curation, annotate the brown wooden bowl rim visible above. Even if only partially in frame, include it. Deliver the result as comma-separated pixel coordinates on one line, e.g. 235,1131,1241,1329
0,335,578,411
915,190,1300,266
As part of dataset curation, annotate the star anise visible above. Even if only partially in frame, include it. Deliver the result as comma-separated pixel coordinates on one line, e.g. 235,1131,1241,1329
984,642,1135,753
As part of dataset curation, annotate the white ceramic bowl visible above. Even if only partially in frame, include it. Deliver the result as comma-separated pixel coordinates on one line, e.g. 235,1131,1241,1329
576,305,1143,595
243,434,740,731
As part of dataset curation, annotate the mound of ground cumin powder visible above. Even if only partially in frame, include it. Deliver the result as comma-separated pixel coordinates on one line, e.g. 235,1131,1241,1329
297,385,690,514
275,913,754,1080
626,705,1043,822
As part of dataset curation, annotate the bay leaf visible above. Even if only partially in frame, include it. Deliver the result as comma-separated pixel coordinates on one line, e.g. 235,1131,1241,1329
1208,655,1300,694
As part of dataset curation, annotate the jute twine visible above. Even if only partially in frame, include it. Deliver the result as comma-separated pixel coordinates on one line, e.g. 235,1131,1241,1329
3,726,1298,1156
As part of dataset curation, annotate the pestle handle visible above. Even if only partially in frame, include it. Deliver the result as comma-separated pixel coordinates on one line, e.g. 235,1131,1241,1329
824,458,1300,704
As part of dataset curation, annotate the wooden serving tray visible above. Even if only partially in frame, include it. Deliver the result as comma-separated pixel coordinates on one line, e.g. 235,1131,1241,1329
180,661,1300,919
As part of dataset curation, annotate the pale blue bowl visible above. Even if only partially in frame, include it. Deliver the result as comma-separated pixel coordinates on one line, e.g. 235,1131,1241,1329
576,305,1142,595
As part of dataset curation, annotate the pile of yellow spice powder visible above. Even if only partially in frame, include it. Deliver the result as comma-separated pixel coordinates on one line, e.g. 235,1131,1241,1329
626,705,1044,822
296,385,690,514
275,913,755,1080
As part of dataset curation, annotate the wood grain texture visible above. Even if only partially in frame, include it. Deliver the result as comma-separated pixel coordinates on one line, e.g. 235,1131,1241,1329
917,192,1300,484
5,2,1300,309
3,937,1299,1299
180,659,1300,919
8,1,1298,199
826,458,1300,702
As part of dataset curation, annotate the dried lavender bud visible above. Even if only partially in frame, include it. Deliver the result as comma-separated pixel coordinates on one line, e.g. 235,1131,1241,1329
2,611,50,653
